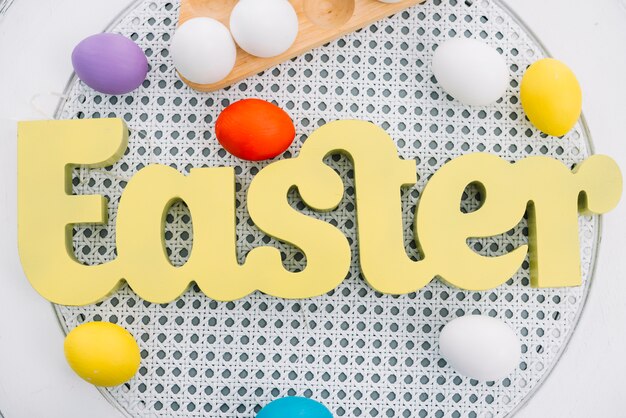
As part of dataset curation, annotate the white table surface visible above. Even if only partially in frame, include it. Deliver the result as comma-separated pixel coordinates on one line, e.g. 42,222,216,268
0,0,624,417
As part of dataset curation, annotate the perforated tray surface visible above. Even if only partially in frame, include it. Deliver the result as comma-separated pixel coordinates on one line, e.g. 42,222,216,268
55,0,597,417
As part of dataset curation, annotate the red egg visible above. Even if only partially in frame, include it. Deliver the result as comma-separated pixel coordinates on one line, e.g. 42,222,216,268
215,99,296,161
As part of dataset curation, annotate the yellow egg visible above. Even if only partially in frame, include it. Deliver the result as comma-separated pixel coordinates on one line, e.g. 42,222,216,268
520,58,582,137
64,322,140,387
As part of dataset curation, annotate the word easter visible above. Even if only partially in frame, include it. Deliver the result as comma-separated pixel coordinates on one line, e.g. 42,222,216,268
18,119,621,306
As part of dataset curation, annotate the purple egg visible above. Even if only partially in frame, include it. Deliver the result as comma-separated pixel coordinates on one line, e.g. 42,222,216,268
72,33,148,95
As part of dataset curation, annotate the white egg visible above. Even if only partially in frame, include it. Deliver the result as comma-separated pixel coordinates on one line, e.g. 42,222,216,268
439,315,520,381
230,0,299,58
432,38,509,106
171,17,237,84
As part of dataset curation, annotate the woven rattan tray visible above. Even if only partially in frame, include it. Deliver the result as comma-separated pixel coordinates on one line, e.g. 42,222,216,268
54,0,598,416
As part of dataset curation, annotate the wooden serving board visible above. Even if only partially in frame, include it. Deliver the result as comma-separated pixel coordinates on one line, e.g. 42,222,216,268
178,0,426,92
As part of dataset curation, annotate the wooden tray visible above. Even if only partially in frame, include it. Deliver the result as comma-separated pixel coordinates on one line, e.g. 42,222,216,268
178,0,426,92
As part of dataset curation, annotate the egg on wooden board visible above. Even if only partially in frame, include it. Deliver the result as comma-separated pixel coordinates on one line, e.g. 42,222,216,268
64,322,141,387
520,58,582,137
439,315,520,381
256,397,333,418
171,17,237,84
432,38,509,106
230,0,299,58
215,98,296,161
71,33,148,95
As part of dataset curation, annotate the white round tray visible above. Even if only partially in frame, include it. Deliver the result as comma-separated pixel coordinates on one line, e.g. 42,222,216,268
53,0,597,417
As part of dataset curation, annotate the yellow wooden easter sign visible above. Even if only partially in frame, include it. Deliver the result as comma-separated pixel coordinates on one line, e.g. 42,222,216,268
17,118,622,306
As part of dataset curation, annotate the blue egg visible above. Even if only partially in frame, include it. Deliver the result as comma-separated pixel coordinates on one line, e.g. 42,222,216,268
257,397,333,418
